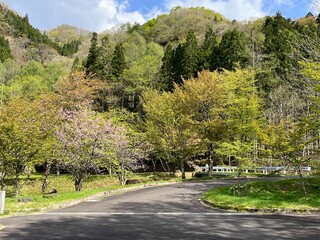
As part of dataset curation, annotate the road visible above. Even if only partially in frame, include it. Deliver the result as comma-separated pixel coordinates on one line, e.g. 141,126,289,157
0,179,319,239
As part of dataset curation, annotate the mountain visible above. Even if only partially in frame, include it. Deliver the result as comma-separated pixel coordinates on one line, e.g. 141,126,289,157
47,24,91,45
0,3,62,64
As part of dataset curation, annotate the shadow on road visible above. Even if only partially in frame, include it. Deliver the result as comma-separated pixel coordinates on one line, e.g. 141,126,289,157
1,213,320,240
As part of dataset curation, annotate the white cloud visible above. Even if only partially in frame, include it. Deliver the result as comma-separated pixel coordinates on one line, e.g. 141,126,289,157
2,0,307,32
164,0,266,20
163,0,304,20
94,0,146,31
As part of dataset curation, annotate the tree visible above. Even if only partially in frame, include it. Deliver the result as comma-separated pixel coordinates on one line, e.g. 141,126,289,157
217,69,262,172
143,90,199,179
262,12,298,77
201,28,219,71
111,42,126,80
174,71,228,175
171,44,185,86
160,44,174,91
56,106,112,191
180,30,200,80
55,71,105,110
0,97,58,197
85,32,99,76
96,35,113,80
0,35,12,63
108,125,146,185
218,29,249,70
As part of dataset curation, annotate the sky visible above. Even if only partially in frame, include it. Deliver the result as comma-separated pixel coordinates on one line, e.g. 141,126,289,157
0,0,316,32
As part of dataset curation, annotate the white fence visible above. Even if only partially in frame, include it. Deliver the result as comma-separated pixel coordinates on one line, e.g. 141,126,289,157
200,165,311,175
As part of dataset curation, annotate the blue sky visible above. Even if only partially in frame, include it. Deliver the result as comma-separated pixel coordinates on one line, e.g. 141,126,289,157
0,0,316,32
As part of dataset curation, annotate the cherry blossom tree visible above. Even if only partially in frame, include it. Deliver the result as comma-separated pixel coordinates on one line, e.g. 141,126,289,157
56,105,112,191
109,126,146,185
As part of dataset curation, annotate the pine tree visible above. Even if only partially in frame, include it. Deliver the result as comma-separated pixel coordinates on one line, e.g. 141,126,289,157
202,28,219,71
218,29,249,70
181,30,200,80
111,43,126,80
171,44,185,85
96,35,112,80
85,32,99,76
263,12,296,76
160,44,174,91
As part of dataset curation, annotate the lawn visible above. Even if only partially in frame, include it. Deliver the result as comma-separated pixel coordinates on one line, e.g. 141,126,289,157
202,177,320,213
1,172,180,216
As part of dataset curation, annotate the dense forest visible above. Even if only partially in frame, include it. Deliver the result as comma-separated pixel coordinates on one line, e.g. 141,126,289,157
1,3,320,196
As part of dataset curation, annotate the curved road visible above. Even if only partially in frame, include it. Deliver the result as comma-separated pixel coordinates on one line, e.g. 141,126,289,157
0,179,319,239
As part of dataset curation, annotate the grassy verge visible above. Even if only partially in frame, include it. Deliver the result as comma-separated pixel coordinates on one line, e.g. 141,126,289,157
202,177,320,213
1,173,181,217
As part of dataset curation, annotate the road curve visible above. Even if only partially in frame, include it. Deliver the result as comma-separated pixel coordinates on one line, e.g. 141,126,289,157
0,179,319,240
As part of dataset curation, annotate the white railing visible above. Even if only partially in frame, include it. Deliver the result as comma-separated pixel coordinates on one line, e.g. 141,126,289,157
199,165,312,175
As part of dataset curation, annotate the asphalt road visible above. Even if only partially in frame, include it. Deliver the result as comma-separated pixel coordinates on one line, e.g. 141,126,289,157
0,179,320,240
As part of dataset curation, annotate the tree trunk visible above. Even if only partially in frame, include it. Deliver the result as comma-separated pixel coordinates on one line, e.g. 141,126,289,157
15,173,19,198
75,178,83,191
118,164,127,186
0,171,6,190
118,170,126,186
56,163,60,177
180,160,186,179
297,165,308,199
41,161,51,193
108,162,112,177
152,159,156,175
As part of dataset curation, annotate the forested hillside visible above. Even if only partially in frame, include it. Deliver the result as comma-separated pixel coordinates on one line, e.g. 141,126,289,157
1,5,320,195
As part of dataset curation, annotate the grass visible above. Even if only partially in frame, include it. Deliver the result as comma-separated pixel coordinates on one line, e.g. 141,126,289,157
202,177,320,213
1,172,181,217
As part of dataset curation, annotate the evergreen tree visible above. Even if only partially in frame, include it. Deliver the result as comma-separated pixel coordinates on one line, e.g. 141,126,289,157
111,43,126,80
218,29,249,70
263,12,297,76
160,44,174,91
181,30,200,80
171,44,185,85
59,40,81,57
0,35,12,62
85,32,99,76
96,35,112,80
201,28,219,71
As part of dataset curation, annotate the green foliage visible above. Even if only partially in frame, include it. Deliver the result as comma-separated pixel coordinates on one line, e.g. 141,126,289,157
47,24,91,45
137,7,225,45
0,61,66,102
201,28,219,70
181,30,201,79
96,35,113,80
143,89,199,178
0,97,58,197
218,29,250,70
0,35,12,62
160,30,202,90
111,42,126,80
85,32,99,75
262,12,298,76
59,39,81,56
143,69,262,177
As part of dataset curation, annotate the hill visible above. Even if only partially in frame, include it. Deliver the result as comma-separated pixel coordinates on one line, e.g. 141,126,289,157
0,3,62,64
130,7,228,45
47,24,91,45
